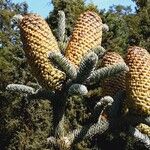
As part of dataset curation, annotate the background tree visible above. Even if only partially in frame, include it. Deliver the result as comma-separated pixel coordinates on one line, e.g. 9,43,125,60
127,0,150,51
1,0,149,149
101,5,131,55
0,1,52,149
46,0,99,38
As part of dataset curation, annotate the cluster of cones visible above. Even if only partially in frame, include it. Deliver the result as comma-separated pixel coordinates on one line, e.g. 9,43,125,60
16,11,149,136
101,47,150,136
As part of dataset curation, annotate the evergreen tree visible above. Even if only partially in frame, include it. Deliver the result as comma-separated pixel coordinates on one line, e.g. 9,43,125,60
46,0,99,38
1,0,150,149
101,5,131,55
128,0,150,50
0,0,28,89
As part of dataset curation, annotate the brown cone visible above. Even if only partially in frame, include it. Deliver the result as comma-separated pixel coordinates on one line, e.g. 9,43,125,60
126,46,150,115
65,11,103,68
101,52,126,97
19,13,66,91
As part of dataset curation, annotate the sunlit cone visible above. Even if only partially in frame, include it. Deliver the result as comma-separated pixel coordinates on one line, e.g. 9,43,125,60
100,52,126,97
136,123,150,137
65,11,103,68
19,13,66,91
126,46,150,115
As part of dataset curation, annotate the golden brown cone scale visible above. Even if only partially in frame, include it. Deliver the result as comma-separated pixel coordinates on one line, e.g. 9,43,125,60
65,11,103,68
19,13,66,91
100,52,126,97
126,46,150,115
136,123,150,137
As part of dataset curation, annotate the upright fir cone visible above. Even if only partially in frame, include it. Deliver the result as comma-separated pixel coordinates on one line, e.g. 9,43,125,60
100,52,126,97
65,11,103,68
18,13,66,91
126,46,150,116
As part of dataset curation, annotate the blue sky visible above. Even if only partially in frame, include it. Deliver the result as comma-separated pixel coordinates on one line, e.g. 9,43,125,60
12,0,136,18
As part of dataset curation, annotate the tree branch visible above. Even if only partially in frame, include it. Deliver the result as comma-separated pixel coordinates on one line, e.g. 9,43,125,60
68,119,110,146
92,46,107,59
48,52,77,79
6,84,35,94
68,84,88,96
129,126,150,149
76,52,98,83
27,88,55,101
86,63,129,85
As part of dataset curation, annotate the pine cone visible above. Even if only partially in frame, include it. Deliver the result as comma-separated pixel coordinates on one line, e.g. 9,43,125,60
19,13,66,91
126,46,150,116
65,11,103,68
100,52,126,97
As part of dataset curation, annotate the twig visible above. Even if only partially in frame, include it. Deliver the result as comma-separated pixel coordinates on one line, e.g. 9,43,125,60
48,52,77,79
86,63,129,85
68,84,88,96
68,119,110,145
110,90,126,118
27,88,55,101
6,84,35,94
129,126,150,149
76,52,98,83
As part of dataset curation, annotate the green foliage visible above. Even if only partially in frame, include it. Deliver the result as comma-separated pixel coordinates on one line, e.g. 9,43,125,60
46,0,99,37
101,2,150,54
1,0,150,150
65,95,93,149
101,5,131,55
0,1,43,149
0,0,30,90
7,98,52,150
46,0,84,36
134,0,150,50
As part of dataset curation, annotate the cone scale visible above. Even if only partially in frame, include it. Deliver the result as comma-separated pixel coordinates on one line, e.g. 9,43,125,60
136,123,150,137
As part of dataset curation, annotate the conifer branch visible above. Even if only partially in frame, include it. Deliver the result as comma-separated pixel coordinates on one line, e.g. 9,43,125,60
86,63,129,85
76,52,98,83
145,117,150,126
110,90,126,118
6,84,35,94
68,119,109,145
52,93,67,139
129,126,150,149
102,23,109,32
12,14,24,23
57,10,66,42
68,84,88,96
54,114,66,138
48,52,77,79
90,96,113,123
92,46,107,58
95,96,114,109
27,89,55,100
